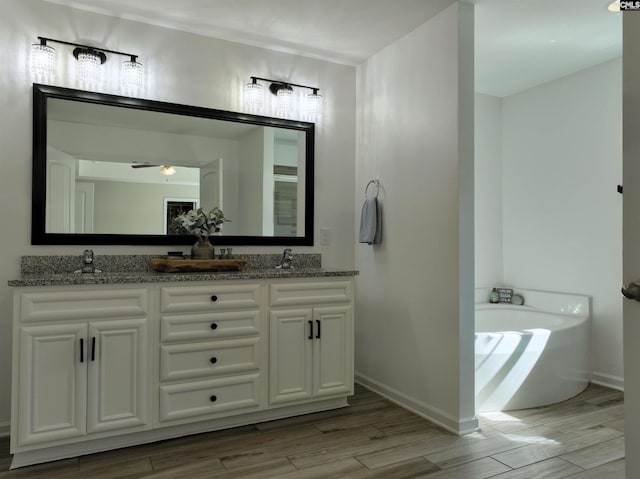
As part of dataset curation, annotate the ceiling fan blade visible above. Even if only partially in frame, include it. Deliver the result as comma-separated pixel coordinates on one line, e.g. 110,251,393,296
131,164,160,169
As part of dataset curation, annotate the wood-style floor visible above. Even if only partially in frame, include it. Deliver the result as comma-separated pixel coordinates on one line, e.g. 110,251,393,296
0,383,624,478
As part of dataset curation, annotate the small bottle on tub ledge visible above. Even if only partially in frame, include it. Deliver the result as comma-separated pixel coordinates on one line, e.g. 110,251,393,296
489,288,500,303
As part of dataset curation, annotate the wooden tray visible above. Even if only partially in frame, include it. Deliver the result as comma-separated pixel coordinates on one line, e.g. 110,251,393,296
150,258,248,273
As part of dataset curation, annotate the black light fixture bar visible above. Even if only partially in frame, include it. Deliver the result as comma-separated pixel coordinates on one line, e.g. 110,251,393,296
37,36,139,62
250,76,320,95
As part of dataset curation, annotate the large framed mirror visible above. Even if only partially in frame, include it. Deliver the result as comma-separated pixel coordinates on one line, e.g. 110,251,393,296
32,84,314,246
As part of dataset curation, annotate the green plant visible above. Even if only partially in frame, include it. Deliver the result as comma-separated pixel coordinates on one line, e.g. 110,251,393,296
171,207,230,237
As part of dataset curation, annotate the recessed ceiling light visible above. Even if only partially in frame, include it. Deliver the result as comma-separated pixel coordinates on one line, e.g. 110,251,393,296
608,0,620,12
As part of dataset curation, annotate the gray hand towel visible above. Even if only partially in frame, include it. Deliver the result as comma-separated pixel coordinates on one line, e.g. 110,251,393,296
359,197,382,245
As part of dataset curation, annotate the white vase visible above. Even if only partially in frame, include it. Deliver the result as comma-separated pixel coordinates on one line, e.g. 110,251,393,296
191,236,214,259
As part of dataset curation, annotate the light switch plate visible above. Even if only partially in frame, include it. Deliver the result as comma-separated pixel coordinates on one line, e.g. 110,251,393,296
319,228,331,245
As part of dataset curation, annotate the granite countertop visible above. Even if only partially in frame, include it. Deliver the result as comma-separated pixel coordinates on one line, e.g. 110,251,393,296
9,268,359,287
9,253,358,287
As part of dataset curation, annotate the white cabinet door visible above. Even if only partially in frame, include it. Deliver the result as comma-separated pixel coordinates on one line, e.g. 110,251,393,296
269,309,313,404
87,319,148,434
313,306,353,398
270,305,354,405
17,324,87,447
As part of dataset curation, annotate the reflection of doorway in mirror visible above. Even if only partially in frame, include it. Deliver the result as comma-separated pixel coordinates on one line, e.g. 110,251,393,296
164,198,198,235
75,182,95,233
200,158,223,211
45,147,76,233
274,166,297,236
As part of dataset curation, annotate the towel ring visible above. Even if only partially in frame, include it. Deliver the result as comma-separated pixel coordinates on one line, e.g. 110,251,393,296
365,179,380,199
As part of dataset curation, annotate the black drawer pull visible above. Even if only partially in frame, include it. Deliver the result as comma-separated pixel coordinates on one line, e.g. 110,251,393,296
210,295,218,302
91,337,96,361
316,320,321,339
210,395,217,402
210,323,218,330
308,320,313,340
80,338,84,363
210,357,218,364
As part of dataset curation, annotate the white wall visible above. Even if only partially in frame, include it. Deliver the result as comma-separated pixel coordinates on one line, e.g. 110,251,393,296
0,0,356,429
355,2,476,434
474,93,503,288
93,182,199,234
502,58,623,388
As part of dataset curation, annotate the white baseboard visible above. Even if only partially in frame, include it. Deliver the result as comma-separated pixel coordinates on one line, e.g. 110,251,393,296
10,398,348,469
355,373,478,435
591,372,624,391
0,421,9,438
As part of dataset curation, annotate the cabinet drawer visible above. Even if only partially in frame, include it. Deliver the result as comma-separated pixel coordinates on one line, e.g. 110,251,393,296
158,374,260,423
160,284,260,314
160,338,260,382
270,281,352,307
161,310,260,342
20,289,149,322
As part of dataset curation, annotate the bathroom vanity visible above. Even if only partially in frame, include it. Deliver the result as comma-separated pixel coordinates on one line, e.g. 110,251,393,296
8,263,357,468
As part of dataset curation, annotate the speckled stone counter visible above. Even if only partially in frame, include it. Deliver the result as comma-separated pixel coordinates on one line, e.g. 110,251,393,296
9,254,358,287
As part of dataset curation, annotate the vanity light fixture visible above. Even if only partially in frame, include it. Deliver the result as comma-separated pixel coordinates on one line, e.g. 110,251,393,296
274,84,294,118
305,88,323,121
121,56,144,93
244,76,323,122
30,37,144,92
74,47,105,88
244,77,264,113
30,38,56,82
608,0,620,12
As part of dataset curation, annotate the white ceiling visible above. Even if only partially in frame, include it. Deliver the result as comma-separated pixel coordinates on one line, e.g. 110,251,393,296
475,0,622,97
42,0,456,66
43,0,622,97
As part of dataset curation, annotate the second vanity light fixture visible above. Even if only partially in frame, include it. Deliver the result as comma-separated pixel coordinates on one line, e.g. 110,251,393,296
244,76,323,122
30,37,144,93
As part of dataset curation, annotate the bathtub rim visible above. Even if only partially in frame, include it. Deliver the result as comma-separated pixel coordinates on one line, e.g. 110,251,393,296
475,312,589,336
475,287,591,319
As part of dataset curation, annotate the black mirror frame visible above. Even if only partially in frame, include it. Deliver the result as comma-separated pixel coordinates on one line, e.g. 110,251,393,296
31,84,314,246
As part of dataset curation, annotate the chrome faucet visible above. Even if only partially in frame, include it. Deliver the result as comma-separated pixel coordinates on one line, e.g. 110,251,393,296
275,248,294,269
75,249,102,273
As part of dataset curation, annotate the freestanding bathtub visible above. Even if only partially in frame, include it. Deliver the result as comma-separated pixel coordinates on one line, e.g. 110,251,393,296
475,288,591,412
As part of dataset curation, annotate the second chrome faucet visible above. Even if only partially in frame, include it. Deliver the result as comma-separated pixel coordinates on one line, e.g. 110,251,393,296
275,248,294,269
75,249,102,273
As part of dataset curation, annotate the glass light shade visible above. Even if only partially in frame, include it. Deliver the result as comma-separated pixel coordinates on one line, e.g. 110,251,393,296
76,51,102,88
31,43,56,82
608,0,620,12
275,88,293,118
121,59,144,94
305,92,323,122
244,81,264,112
160,165,176,176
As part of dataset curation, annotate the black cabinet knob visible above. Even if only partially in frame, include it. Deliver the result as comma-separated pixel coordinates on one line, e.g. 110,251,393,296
210,395,217,402
210,357,217,364
210,295,218,302
210,323,218,330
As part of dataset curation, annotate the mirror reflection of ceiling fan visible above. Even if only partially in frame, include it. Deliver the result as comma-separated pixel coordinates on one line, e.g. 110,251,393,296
130,162,176,176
